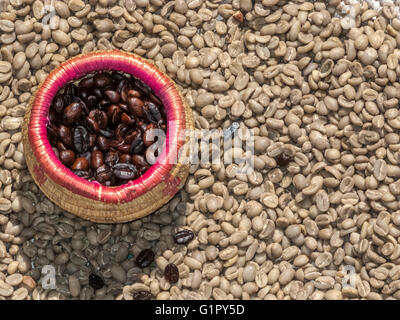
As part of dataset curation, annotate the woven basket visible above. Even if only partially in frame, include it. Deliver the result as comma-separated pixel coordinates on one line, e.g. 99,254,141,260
22,50,194,223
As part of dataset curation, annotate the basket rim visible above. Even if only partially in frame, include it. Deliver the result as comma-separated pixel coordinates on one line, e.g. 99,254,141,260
27,50,186,204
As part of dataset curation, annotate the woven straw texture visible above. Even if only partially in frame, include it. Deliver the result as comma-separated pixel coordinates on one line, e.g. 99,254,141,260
22,50,194,223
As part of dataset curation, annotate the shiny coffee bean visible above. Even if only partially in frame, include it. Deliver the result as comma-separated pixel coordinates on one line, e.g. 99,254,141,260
107,104,122,125
85,116,100,133
96,135,110,152
105,90,120,103
119,154,131,163
63,102,83,125
112,163,137,180
164,263,179,283
91,150,104,169
117,144,131,154
71,157,89,171
59,150,76,166
135,249,155,268
174,229,195,245
59,125,73,147
132,155,148,167
88,110,108,129
127,97,145,117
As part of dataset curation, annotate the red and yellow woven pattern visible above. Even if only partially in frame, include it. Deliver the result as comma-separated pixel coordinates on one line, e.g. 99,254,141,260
22,50,194,223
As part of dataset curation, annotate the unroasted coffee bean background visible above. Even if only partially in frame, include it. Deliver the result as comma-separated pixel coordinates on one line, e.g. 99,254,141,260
1,0,400,301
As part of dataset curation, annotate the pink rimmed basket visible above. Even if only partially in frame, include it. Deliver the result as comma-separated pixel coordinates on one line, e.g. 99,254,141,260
22,50,194,223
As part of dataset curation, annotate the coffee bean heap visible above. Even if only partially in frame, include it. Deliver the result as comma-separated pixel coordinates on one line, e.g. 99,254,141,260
46,71,167,186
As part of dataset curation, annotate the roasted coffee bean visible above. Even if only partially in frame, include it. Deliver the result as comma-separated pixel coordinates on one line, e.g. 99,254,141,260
85,116,100,133
144,103,162,123
135,249,155,268
96,136,110,152
119,154,132,163
96,165,112,183
120,83,129,102
132,291,152,300
164,263,179,283
71,157,89,171
112,163,137,180
117,144,131,154
73,126,89,153
63,102,83,125
105,90,120,103
88,273,104,290
121,112,135,126
104,149,119,166
131,139,145,155
47,71,167,186
127,97,145,117
79,77,94,88
88,110,108,129
132,155,148,167
93,72,112,88
174,229,195,244
275,153,292,167
59,150,76,166
107,105,122,125
59,125,73,147
91,150,104,169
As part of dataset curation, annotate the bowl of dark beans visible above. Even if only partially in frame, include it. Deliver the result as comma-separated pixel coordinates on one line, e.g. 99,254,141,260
22,50,194,223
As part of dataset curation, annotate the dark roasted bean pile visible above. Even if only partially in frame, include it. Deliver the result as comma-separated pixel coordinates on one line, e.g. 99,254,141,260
46,71,167,186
